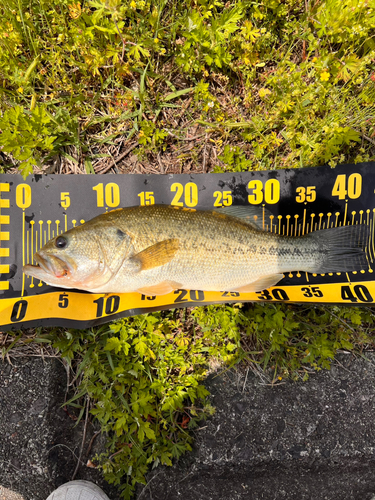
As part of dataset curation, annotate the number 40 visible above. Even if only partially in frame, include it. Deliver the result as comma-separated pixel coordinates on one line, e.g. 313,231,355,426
332,174,362,200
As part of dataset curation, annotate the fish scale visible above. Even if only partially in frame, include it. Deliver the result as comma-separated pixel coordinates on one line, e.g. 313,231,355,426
105,207,282,292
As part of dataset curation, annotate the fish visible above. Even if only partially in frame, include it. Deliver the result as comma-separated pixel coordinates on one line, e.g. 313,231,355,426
23,204,370,295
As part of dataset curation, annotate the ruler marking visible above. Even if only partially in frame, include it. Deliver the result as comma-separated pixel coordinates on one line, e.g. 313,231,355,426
27,230,30,264
39,221,43,248
302,209,306,236
335,212,340,227
2,175,375,315
30,221,35,265
0,215,10,224
0,183,10,292
0,199,9,208
21,210,25,297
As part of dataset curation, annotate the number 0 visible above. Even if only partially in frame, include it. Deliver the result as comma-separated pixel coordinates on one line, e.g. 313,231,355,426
16,184,32,209
11,300,28,322
264,179,280,204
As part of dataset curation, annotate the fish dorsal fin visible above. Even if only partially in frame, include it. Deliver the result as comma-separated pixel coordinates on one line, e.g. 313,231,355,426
132,239,180,271
232,274,284,293
137,280,182,296
213,205,274,231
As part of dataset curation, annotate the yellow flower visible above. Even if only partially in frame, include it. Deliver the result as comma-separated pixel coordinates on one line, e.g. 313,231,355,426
258,88,271,98
320,71,330,82
68,3,81,19
154,38,159,43
130,0,136,8
17,87,23,94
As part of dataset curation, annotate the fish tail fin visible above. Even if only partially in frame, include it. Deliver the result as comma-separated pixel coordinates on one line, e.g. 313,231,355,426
308,224,370,274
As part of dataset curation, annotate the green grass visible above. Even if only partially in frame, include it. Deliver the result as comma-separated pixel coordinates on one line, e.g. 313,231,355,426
0,0,374,175
1,0,375,497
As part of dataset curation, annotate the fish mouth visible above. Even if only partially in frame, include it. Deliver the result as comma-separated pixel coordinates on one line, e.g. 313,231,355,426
26,252,73,279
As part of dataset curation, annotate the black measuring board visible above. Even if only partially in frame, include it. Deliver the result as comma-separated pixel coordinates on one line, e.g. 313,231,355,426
1,162,375,330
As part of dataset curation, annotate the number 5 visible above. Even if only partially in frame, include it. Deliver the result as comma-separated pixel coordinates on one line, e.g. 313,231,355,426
61,192,70,208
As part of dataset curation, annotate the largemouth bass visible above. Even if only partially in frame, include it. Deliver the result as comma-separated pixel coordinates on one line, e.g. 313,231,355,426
23,205,369,295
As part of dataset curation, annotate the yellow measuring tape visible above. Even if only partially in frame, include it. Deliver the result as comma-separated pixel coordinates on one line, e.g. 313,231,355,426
0,163,374,330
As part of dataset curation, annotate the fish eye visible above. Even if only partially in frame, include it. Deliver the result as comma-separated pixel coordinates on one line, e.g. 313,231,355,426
55,236,68,249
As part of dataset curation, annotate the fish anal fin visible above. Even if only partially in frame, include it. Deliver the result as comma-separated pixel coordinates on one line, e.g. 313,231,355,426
233,274,284,293
133,239,179,271
137,280,182,296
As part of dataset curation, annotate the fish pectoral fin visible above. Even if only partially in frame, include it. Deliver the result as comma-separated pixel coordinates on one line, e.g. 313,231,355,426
137,280,182,296
133,239,180,271
233,274,285,293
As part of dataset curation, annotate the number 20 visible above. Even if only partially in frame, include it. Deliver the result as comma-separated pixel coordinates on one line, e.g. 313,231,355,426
171,182,198,207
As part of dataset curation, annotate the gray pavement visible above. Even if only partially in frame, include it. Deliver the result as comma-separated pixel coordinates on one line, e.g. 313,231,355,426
138,352,375,500
2,352,375,499
0,357,120,500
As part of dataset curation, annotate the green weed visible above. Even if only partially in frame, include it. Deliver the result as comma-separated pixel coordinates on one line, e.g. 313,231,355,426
51,310,238,499
0,105,56,177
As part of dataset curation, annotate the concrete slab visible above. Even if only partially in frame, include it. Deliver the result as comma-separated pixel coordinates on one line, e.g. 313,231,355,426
0,357,120,500
138,352,375,500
